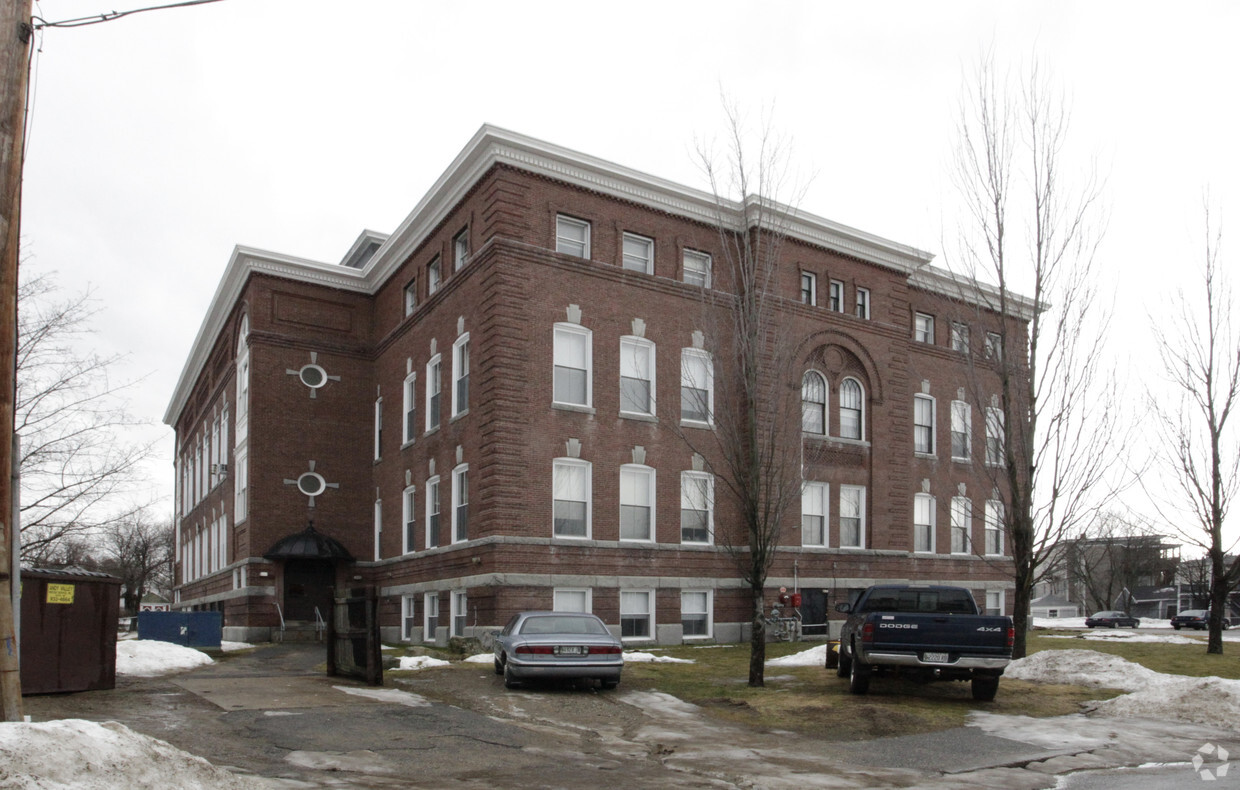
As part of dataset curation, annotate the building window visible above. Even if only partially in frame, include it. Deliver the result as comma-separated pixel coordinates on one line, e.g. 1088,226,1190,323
619,465,655,542
914,493,935,553
402,485,417,554
620,590,653,639
985,331,1002,362
800,272,816,305
856,287,870,319
951,496,972,554
453,228,469,271
985,590,1004,616
951,322,969,353
802,371,827,435
428,256,441,296
402,595,417,641
828,280,844,312
680,348,713,425
680,471,713,544
451,590,468,637
402,371,417,445
373,397,383,461
373,498,383,561
683,250,711,288
554,324,592,407
452,464,469,543
556,214,590,258
619,336,655,416
802,481,829,547
622,232,654,274
452,334,470,417
423,592,438,643
234,450,248,523
553,458,591,538
985,406,1005,466
681,591,712,639
425,475,440,548
915,313,934,343
554,588,592,612
840,485,865,548
404,279,417,317
985,500,1004,556
951,400,971,461
425,355,442,432
914,395,935,455
839,378,863,440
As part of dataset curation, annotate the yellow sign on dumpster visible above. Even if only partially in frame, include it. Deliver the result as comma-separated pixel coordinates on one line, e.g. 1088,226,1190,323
46,583,75,604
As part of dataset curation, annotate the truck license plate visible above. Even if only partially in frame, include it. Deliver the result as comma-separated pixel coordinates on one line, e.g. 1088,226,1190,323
923,652,950,663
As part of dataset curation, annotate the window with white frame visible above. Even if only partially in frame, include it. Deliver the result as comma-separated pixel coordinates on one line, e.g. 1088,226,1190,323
681,590,712,638
373,397,383,460
680,471,713,544
234,449,248,522
985,590,1004,616
619,336,655,416
452,464,469,543
915,313,934,343
914,395,935,455
951,400,971,460
856,287,871,319
554,324,592,407
620,590,653,639
840,485,865,548
402,595,417,641
235,316,250,433
402,485,417,554
680,348,713,424
554,588,592,613
428,256,441,296
553,458,591,538
451,590,467,637
802,371,827,435
829,280,844,312
985,406,1005,466
404,279,417,317
951,496,972,554
800,272,816,305
425,475,440,548
452,334,470,417
425,355,442,431
951,322,969,353
423,592,439,642
683,250,711,288
556,214,590,258
802,482,829,547
402,371,417,444
373,498,383,561
839,378,864,440
619,465,655,541
622,232,654,274
914,493,935,553
985,331,1002,362
453,228,469,271
985,499,1004,556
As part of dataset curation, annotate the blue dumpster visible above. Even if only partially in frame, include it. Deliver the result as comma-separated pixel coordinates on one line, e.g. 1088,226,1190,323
137,611,222,648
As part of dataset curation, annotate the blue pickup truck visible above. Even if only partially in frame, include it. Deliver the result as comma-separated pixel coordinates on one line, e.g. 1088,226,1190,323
834,584,1013,700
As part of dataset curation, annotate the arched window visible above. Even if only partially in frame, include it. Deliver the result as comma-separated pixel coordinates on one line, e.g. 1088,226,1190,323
839,378,864,440
801,371,827,435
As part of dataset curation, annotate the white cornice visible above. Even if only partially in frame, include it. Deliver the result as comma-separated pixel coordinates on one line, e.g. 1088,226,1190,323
909,264,1041,321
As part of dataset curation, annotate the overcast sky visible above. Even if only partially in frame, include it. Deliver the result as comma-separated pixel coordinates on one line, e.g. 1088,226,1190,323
19,1,1240,542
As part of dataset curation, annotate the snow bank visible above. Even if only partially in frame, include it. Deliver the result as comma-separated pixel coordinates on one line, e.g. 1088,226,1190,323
765,644,827,667
623,651,694,664
463,653,494,664
0,719,265,789
1042,631,1199,645
397,655,450,670
1005,649,1160,691
116,640,214,677
220,641,254,652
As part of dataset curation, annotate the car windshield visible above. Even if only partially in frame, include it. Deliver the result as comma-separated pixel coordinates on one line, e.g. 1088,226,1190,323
518,615,609,636
860,589,976,615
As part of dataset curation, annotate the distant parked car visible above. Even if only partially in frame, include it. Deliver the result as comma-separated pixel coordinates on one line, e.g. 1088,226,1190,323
493,611,623,689
1084,611,1140,628
1170,610,1230,630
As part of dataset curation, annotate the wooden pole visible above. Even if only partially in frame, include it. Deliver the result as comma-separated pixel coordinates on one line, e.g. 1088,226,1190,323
0,0,33,721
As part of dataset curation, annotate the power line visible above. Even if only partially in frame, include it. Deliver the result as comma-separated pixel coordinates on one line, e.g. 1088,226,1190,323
32,0,225,30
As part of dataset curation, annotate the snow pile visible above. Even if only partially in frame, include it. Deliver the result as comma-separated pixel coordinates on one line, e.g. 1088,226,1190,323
623,651,694,664
0,719,266,789
463,653,495,664
334,685,430,707
220,641,255,652
1006,649,1159,691
116,640,214,677
766,644,828,667
397,655,450,670
1042,631,1199,645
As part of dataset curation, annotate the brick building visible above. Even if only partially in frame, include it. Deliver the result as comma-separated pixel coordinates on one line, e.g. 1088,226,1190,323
164,125,1031,644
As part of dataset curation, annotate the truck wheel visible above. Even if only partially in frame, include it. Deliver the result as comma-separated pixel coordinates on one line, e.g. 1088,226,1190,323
971,675,999,701
836,646,851,678
848,647,870,695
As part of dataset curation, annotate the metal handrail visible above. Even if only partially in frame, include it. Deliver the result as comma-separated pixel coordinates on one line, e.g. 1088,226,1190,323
273,601,285,641
314,606,327,641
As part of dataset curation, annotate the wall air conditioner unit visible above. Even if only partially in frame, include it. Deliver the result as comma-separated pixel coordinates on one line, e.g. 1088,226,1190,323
211,463,229,476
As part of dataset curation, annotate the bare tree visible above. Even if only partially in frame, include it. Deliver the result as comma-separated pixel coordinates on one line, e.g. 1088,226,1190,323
1149,210,1239,653
97,509,175,616
949,57,1117,657
16,267,152,564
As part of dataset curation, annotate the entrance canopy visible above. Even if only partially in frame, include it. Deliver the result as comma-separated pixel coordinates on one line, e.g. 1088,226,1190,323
263,521,355,562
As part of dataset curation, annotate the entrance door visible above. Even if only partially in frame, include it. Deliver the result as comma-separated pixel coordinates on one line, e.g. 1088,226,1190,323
284,559,335,622
800,588,829,636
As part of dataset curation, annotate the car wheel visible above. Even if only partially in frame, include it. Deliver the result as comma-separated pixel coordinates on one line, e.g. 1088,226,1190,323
972,675,999,702
1131,621,1140,628
836,645,852,678
848,644,870,695
1087,624,1095,628
1173,624,1181,630
494,657,504,676
1110,622,1118,628
1224,621,1231,630
503,660,521,689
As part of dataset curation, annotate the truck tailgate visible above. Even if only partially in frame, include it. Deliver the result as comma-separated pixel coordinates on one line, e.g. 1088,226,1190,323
867,614,1012,658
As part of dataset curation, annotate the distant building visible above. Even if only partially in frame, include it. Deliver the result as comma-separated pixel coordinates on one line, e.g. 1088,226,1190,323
165,126,1033,644
1035,533,1179,616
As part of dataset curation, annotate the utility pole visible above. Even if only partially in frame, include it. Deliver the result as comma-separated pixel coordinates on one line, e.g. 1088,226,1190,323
0,0,33,722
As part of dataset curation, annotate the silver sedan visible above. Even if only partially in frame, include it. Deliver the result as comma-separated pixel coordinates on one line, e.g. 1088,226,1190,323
493,611,624,689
